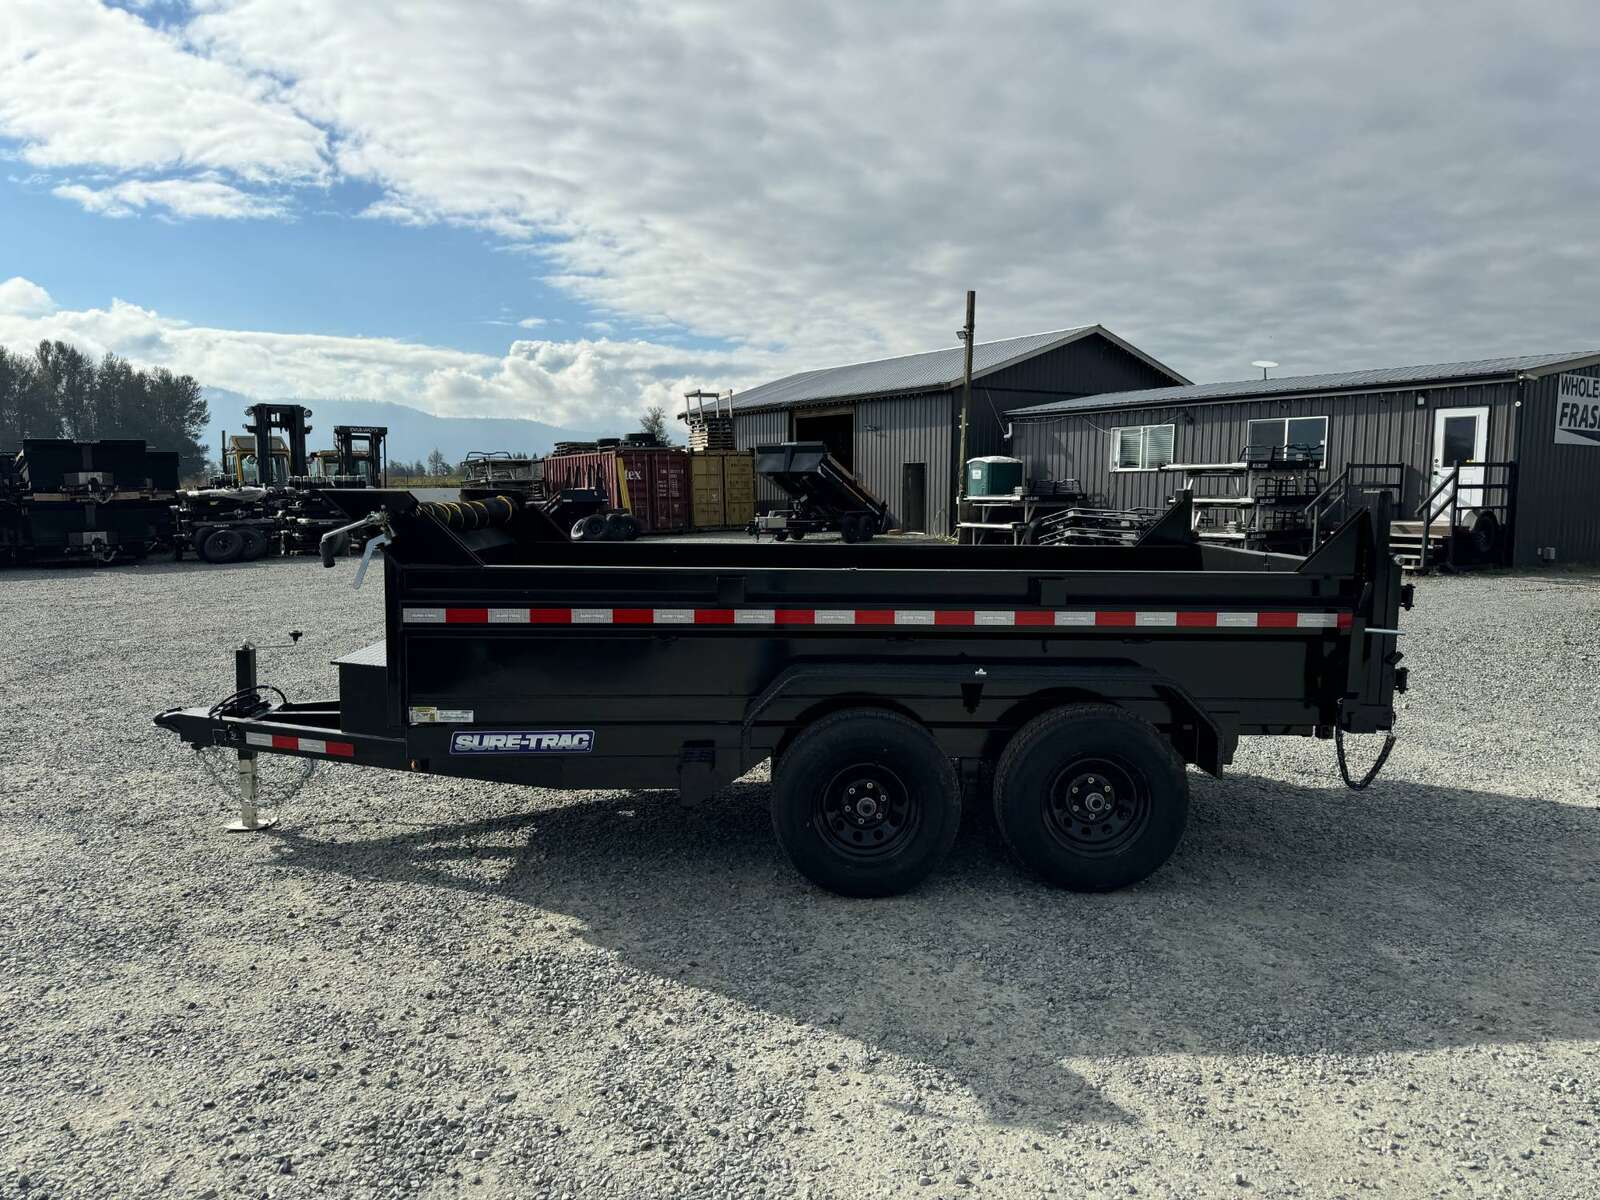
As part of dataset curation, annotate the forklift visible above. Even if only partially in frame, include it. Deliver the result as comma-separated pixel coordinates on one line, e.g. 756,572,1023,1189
179,406,389,561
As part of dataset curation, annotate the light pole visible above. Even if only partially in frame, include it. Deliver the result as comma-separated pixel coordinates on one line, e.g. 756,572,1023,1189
956,291,975,542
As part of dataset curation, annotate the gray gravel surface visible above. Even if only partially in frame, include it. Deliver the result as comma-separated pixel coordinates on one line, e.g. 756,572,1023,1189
2,558,1598,1199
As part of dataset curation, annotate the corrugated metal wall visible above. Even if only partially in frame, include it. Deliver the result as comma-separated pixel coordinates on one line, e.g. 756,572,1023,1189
1010,381,1520,513
855,392,955,533
729,335,1180,529
732,408,790,507
1512,364,1600,565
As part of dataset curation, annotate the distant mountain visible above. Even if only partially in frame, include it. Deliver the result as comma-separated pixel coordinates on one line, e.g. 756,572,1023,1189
200,390,603,465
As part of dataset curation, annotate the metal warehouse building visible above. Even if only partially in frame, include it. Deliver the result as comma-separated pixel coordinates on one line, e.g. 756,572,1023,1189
725,326,1187,532
1008,350,1600,568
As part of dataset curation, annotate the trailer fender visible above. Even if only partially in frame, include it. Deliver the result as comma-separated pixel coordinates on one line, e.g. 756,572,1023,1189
745,664,1232,776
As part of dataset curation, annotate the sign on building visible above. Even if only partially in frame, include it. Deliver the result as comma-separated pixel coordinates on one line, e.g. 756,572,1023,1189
1555,373,1600,446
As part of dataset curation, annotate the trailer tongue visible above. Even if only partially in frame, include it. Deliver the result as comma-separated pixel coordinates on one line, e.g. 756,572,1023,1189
155,489,1409,897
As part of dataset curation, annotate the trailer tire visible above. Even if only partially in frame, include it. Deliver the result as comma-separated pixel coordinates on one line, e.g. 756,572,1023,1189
839,515,860,544
571,514,607,541
993,704,1187,892
198,526,247,564
239,527,269,561
771,709,961,898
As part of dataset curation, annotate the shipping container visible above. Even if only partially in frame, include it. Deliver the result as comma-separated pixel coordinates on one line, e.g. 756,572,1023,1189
541,447,691,534
689,450,755,529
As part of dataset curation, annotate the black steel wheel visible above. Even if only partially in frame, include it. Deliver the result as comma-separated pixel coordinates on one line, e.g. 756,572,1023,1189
198,527,247,564
790,529,805,541
993,704,1187,892
774,529,789,542
603,511,632,541
239,527,269,561
839,515,860,544
771,709,960,897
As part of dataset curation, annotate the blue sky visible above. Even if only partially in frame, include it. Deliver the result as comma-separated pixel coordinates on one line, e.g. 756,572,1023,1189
4,173,655,355
1,1,1596,432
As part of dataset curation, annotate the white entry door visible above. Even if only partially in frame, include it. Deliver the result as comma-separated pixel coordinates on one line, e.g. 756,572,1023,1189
1431,406,1489,513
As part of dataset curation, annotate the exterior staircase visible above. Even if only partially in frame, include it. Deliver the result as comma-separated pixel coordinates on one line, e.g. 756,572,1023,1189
1388,519,1452,572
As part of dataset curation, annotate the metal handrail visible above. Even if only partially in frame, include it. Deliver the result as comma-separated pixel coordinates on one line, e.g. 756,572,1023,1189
1305,462,1406,547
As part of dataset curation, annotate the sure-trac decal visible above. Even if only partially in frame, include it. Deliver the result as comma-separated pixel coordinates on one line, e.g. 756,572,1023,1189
449,730,595,755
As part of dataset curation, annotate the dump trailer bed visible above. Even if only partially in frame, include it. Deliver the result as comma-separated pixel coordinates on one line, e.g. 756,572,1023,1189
156,489,1409,897
750,442,891,542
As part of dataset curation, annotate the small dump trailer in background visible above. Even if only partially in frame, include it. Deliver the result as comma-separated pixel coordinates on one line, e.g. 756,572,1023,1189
155,488,1409,898
749,441,891,542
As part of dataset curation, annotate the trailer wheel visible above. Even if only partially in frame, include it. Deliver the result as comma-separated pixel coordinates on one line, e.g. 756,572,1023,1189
239,527,269,561
993,704,1188,892
771,709,961,897
198,527,247,564
571,514,607,541
839,515,860,544
774,530,789,542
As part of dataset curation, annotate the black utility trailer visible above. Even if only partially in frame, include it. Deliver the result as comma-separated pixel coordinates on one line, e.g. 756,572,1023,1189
749,442,891,543
155,490,1409,897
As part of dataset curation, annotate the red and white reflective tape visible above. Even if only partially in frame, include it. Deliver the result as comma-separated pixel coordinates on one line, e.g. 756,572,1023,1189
244,731,356,757
402,606,1353,632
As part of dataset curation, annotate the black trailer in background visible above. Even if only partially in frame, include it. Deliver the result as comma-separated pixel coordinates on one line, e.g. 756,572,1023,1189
749,442,892,542
156,487,1408,898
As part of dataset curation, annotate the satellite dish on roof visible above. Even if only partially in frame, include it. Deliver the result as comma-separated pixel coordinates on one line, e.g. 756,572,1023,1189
1251,360,1279,380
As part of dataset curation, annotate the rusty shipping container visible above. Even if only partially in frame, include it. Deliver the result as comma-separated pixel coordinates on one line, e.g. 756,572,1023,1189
689,450,755,529
542,447,691,533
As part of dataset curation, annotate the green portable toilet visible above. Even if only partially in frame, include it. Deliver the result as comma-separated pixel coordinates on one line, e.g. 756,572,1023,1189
966,456,1024,497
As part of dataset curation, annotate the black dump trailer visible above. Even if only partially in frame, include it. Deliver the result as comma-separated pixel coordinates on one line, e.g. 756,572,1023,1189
750,441,891,543
155,490,1409,897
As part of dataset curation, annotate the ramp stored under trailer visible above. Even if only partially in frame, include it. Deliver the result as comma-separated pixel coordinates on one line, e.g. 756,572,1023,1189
156,490,1408,897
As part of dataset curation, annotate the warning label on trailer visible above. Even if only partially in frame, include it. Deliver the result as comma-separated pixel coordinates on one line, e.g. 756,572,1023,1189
1555,373,1600,446
409,706,475,725
450,730,595,754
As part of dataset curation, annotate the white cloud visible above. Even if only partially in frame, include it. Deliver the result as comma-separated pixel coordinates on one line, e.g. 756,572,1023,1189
0,279,777,431
0,0,327,182
0,276,56,317
52,178,288,220
176,0,1600,378
6,2,1600,388
516,317,548,329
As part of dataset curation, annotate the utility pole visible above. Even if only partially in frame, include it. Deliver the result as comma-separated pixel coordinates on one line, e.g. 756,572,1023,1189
955,290,976,543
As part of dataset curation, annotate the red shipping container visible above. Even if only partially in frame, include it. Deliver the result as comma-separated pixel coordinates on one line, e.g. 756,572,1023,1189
540,447,690,534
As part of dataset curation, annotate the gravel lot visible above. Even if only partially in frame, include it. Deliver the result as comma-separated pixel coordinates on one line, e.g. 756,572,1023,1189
2,557,1598,1199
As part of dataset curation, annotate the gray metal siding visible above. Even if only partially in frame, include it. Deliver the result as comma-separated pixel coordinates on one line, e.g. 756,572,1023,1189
855,392,955,533
1512,364,1600,565
1011,381,1520,514
966,336,1180,465
732,408,791,507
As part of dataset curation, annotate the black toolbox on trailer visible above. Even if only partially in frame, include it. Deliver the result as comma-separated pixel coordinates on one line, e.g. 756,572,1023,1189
156,489,1409,897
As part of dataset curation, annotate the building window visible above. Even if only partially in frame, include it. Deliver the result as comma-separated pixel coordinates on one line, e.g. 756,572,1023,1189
1246,415,1328,465
1112,424,1175,471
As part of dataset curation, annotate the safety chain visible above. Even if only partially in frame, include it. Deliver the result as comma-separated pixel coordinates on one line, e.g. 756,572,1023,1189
193,744,320,811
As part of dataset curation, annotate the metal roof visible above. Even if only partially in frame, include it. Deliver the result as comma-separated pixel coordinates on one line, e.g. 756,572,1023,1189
724,325,1188,413
1008,351,1600,418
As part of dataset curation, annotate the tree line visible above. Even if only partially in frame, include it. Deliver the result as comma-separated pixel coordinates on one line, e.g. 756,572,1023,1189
0,340,210,476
